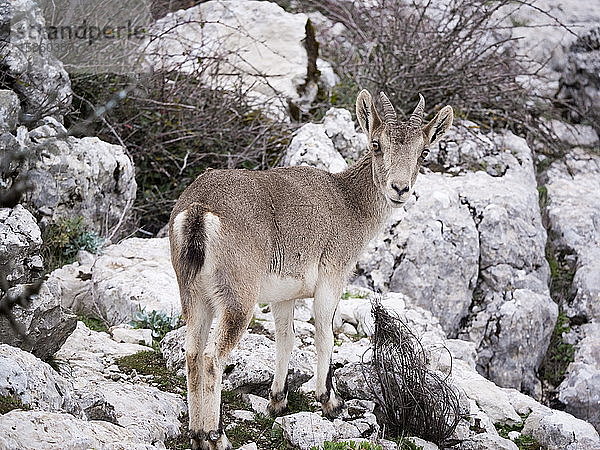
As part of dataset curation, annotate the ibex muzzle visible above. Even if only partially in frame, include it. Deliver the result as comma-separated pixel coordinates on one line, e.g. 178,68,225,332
169,90,453,450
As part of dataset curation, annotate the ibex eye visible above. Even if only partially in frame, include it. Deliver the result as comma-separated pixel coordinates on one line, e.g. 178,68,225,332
372,140,381,152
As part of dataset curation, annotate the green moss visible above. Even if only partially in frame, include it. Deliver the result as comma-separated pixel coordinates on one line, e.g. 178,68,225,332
495,419,542,450
78,315,109,333
537,186,548,209
248,317,269,335
116,350,186,394
539,312,576,386
41,216,103,272
341,290,369,300
227,413,286,449
0,395,28,415
287,390,318,413
545,246,575,304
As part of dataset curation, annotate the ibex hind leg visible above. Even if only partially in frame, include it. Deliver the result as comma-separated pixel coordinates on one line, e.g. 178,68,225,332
183,288,214,450
200,281,257,450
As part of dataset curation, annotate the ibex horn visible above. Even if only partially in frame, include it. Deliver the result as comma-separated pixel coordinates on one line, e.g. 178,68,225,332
409,94,425,128
379,92,397,124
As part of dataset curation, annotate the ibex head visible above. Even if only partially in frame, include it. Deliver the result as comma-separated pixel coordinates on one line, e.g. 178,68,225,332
356,90,453,207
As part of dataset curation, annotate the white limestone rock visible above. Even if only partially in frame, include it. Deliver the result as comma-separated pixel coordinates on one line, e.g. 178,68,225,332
356,173,480,333
322,107,368,161
522,408,600,450
276,412,336,450
223,333,315,395
461,289,557,397
545,119,599,147
0,278,77,360
23,130,136,235
283,123,348,173
160,326,187,375
0,410,156,450
0,204,43,285
0,0,71,121
143,0,335,119
54,238,181,325
110,324,153,347
558,323,600,431
56,322,185,443
0,90,20,132
0,344,79,416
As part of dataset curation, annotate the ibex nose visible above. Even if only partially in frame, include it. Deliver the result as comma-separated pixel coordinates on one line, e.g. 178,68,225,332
391,183,410,196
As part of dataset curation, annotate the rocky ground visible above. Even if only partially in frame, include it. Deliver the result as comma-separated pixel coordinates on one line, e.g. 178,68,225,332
1,0,600,449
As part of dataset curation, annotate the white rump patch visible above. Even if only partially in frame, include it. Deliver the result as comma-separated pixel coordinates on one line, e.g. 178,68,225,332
172,210,188,243
204,212,221,241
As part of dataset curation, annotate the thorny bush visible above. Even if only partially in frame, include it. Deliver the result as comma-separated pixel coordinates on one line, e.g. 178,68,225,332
309,0,576,146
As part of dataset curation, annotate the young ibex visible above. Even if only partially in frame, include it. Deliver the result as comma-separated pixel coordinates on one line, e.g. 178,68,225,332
169,90,453,449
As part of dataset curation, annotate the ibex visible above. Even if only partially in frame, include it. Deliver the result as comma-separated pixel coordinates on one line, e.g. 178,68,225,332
169,90,453,449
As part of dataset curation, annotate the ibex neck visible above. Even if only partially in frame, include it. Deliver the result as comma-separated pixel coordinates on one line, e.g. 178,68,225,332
336,152,390,226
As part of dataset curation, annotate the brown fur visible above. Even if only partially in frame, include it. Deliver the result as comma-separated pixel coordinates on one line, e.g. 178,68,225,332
169,90,453,450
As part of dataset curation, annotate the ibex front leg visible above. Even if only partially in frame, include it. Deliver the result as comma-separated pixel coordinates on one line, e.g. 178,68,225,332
268,299,295,415
313,278,344,418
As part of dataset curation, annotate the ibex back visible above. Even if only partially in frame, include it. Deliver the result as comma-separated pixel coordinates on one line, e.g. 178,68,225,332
169,90,453,449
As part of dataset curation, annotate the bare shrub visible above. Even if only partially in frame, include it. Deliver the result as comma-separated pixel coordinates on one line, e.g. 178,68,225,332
68,72,293,236
367,296,462,445
309,0,574,144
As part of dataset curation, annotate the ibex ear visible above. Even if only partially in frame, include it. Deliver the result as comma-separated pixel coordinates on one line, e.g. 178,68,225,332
423,105,453,147
356,89,382,137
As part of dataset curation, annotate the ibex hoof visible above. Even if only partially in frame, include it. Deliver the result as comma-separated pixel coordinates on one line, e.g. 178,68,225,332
268,385,289,416
267,397,288,417
189,429,232,450
320,395,344,419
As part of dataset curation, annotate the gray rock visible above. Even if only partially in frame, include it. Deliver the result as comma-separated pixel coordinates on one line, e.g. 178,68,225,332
276,412,335,450
459,433,518,450
333,418,362,440
0,90,20,132
378,174,479,333
545,119,599,147
544,148,600,427
334,362,380,401
160,325,315,395
55,322,186,443
558,323,600,431
0,410,157,450
522,408,600,450
110,324,153,347
451,361,522,425
460,289,557,397
322,107,368,161
559,26,600,124
407,437,439,450
0,204,43,286
0,344,79,415
283,123,348,173
0,279,77,360
544,149,600,317
143,0,335,119
0,0,72,122
24,134,136,236
54,238,180,326
223,333,315,395
160,326,187,375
